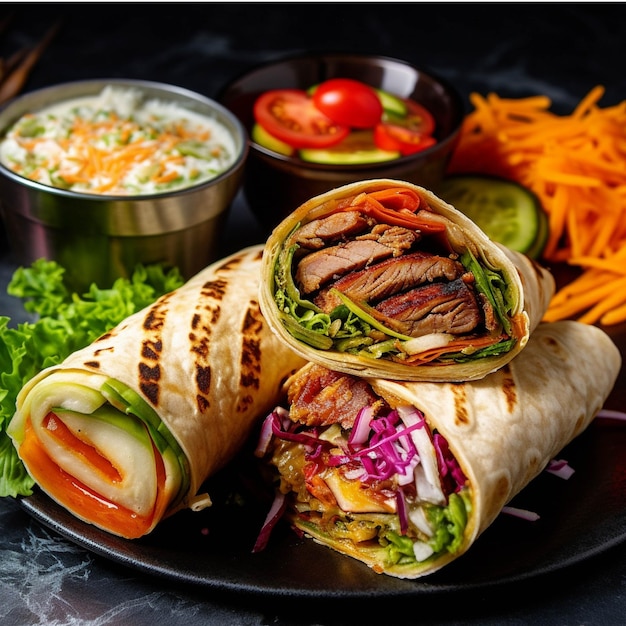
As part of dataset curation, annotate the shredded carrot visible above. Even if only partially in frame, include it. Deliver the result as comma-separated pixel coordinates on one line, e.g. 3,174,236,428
1,88,234,196
19,416,169,538
601,301,626,326
448,85,626,326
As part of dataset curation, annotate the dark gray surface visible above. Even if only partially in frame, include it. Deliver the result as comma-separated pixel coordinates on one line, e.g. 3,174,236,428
1,4,626,625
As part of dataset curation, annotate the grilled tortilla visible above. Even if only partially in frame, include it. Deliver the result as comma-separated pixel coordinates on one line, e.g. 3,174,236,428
260,178,555,382
257,321,621,578
7,246,305,539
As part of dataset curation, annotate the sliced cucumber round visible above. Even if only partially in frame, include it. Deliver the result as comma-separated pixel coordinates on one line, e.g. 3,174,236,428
299,130,400,165
438,174,549,259
251,123,295,156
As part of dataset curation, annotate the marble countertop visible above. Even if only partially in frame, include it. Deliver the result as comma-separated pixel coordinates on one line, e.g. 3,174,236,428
1,4,625,625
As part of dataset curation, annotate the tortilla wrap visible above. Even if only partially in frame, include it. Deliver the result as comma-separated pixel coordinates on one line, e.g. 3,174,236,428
8,246,305,539
256,320,620,578
260,178,555,382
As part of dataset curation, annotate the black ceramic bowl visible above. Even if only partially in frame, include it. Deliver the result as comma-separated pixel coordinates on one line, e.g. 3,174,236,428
218,52,464,233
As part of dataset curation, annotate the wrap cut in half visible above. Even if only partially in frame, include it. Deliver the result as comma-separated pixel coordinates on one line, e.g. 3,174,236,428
259,178,555,382
255,321,621,579
7,246,306,539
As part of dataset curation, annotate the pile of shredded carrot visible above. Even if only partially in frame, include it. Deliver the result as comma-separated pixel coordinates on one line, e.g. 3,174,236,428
447,85,626,326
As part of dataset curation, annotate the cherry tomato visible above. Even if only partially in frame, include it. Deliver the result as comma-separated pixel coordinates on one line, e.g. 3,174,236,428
374,123,437,156
254,89,350,149
312,78,383,129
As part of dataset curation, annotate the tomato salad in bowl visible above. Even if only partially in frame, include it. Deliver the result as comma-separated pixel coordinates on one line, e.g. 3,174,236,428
252,78,438,165
218,53,464,231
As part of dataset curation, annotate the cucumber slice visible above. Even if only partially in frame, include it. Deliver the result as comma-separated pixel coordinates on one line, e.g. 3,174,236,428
299,130,400,164
251,123,295,156
438,175,548,259
374,88,407,116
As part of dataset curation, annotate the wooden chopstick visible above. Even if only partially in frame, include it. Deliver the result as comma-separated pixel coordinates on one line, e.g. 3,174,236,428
0,21,61,105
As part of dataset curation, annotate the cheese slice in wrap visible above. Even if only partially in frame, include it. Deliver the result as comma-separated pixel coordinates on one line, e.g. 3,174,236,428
260,178,555,382
255,320,621,579
7,245,305,539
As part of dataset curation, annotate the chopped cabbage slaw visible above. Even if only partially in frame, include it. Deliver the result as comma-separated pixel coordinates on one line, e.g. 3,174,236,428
0,86,238,196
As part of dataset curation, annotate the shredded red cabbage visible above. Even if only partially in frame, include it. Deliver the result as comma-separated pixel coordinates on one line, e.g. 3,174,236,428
396,488,409,534
348,406,374,446
433,433,467,493
501,506,540,522
253,401,467,548
259,404,469,498
255,407,321,459
546,458,575,480
252,489,286,553
596,409,626,421
350,410,425,483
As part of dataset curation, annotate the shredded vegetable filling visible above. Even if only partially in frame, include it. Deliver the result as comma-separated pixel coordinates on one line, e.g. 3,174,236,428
0,86,237,195
256,401,471,567
272,187,518,366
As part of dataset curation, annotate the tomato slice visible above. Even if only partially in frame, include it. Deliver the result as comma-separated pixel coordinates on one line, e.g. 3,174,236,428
374,123,437,155
254,89,350,149
312,78,383,129
397,99,436,136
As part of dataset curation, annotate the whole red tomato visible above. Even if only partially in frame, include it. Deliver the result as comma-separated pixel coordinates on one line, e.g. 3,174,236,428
312,78,383,128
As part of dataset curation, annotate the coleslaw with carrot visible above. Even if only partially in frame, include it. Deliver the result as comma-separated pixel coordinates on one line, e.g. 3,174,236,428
0,86,237,195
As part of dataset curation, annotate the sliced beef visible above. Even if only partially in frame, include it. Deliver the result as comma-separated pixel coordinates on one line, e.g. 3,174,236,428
287,364,385,430
479,292,499,332
295,239,397,294
313,251,465,312
374,278,482,337
295,224,419,294
289,211,374,250
355,224,418,255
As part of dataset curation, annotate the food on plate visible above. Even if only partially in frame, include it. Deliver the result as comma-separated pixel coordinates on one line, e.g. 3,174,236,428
438,174,549,259
446,85,626,325
252,78,437,164
0,85,238,195
254,321,621,578
6,246,306,538
259,179,555,382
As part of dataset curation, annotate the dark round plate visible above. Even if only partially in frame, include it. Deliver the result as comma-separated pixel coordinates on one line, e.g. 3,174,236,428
19,413,626,599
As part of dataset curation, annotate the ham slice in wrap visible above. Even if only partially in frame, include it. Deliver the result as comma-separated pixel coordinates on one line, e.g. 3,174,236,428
255,320,620,579
7,246,305,539
260,178,555,382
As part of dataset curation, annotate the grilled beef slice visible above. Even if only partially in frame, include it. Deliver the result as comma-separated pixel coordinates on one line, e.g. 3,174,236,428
287,363,386,429
313,252,465,312
292,211,486,339
295,224,418,294
289,211,374,250
373,277,482,337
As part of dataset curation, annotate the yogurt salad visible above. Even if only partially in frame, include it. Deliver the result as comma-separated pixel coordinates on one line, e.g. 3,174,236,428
0,86,238,195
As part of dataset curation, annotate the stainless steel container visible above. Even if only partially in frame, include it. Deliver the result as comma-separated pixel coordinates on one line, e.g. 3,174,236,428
0,79,248,291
